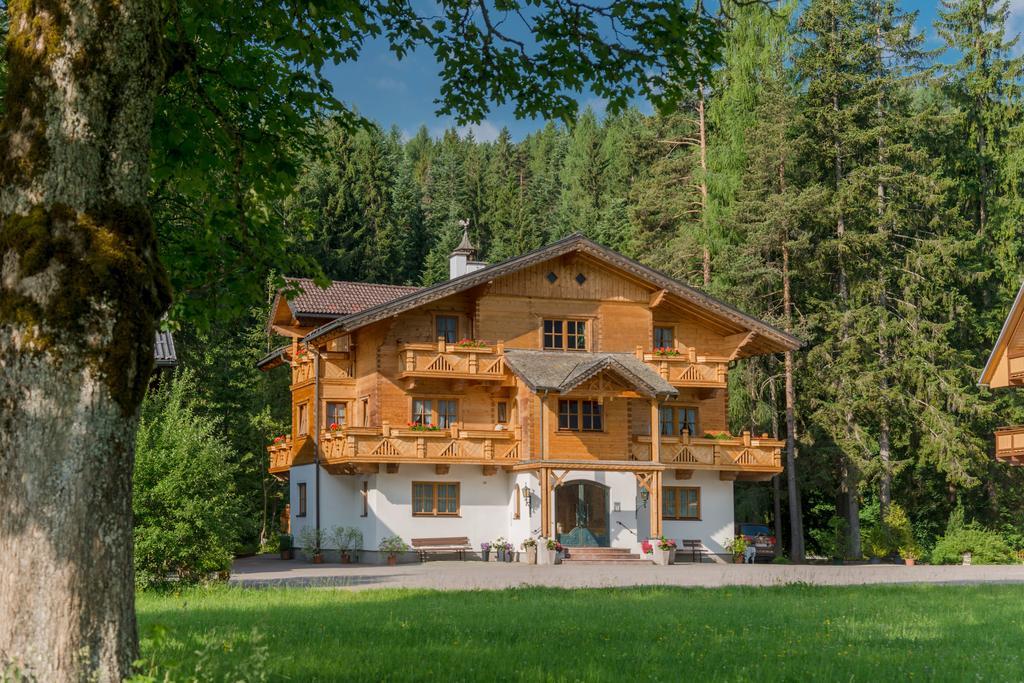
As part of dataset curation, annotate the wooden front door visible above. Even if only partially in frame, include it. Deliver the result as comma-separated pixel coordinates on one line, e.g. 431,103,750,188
555,481,610,547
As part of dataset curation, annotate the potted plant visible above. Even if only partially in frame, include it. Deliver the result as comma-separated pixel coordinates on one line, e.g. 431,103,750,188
330,526,363,563
297,527,324,563
724,535,748,564
652,537,677,565
379,535,408,566
522,538,538,564
279,533,293,560
538,538,562,565
504,540,515,562
900,545,920,567
494,536,510,562
481,542,491,562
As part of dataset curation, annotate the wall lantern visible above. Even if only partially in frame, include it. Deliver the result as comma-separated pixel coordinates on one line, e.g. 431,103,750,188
639,486,650,509
522,485,533,516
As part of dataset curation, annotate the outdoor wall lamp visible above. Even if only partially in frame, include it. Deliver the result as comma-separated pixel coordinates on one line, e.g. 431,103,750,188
639,486,650,509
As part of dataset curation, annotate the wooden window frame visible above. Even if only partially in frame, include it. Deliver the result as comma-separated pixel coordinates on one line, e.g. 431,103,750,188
653,325,675,349
435,314,459,344
297,482,307,517
557,399,603,432
542,318,589,351
360,481,368,518
412,481,461,517
659,405,699,437
359,397,370,427
663,486,700,521
297,401,309,437
411,397,460,427
325,401,347,428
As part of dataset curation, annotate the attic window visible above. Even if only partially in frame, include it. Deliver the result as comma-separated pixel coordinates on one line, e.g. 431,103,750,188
546,272,558,283
575,273,587,285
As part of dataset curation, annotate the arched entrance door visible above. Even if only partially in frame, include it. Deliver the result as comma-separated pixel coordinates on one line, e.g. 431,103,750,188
555,480,610,547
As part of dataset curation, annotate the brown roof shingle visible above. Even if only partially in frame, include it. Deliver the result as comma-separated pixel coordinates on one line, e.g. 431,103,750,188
284,278,422,317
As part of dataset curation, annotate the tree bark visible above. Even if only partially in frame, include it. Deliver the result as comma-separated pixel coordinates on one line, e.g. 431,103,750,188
769,372,783,558
0,2,169,680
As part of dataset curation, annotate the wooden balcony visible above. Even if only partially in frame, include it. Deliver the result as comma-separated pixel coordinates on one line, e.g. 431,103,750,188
995,427,1024,464
291,352,354,386
639,348,729,389
1008,350,1024,385
397,340,507,381
630,431,783,479
321,423,522,472
267,437,293,474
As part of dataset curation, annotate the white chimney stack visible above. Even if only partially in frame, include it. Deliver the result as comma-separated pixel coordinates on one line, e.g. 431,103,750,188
449,221,486,279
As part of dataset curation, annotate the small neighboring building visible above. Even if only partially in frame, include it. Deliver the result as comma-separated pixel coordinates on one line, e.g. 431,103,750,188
980,282,1024,464
259,233,802,559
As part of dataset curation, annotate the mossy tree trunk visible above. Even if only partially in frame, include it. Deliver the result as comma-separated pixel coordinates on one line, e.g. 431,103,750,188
0,1,170,680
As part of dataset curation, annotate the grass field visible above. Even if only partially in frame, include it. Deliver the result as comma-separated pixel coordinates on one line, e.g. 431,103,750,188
136,584,1024,681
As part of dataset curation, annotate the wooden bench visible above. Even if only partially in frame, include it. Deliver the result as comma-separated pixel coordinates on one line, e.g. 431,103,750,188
680,539,708,563
411,537,473,562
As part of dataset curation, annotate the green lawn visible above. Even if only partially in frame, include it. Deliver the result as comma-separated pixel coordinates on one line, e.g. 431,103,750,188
137,584,1024,681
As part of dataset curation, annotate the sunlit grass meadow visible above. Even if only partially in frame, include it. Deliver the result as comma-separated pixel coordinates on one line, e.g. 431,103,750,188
136,584,1024,681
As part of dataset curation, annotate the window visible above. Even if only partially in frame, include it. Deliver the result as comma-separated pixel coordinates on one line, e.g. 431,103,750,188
437,399,458,427
513,484,521,519
361,481,368,517
326,402,346,428
412,399,433,426
558,400,602,432
436,315,458,343
659,406,698,436
654,326,675,349
663,487,700,520
496,401,508,424
543,319,588,350
297,402,309,436
412,482,460,516
297,482,307,517
360,397,369,427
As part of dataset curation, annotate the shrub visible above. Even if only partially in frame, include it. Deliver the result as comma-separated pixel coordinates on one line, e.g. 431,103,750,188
930,526,1015,565
861,503,914,559
809,515,848,559
134,371,244,589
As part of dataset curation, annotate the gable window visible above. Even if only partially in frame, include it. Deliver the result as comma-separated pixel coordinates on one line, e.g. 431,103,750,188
412,482,460,516
297,482,307,517
436,315,458,344
297,402,309,436
663,486,700,520
543,319,587,350
412,398,459,427
558,400,602,432
326,402,347,428
659,406,698,436
654,326,675,349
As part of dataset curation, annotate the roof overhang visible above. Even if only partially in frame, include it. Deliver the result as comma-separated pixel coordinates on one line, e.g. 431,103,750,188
980,280,1024,386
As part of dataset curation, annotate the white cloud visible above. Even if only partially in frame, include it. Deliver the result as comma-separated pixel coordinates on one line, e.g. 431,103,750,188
457,120,501,142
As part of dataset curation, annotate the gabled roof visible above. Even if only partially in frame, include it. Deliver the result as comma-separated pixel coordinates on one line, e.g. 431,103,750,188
154,330,177,367
980,280,1024,386
301,234,803,356
276,278,423,318
504,350,677,397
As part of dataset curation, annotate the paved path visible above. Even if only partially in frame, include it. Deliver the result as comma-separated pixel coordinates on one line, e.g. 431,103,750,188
231,555,1024,590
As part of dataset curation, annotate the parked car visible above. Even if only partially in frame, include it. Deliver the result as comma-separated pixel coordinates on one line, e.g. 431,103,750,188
735,523,776,561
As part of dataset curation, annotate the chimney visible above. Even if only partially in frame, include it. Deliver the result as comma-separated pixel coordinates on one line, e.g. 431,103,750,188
449,221,486,279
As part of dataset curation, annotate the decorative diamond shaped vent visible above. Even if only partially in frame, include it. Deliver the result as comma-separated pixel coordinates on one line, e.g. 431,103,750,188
575,273,587,285
546,271,558,283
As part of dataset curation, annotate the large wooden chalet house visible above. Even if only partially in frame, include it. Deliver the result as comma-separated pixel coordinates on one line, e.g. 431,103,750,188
260,234,801,559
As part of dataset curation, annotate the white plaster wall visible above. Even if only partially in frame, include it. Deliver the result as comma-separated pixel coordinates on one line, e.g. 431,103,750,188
289,464,366,550
510,471,540,545
661,471,735,556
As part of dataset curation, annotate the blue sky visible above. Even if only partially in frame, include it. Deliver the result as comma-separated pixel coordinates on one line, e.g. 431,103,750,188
324,1,1021,142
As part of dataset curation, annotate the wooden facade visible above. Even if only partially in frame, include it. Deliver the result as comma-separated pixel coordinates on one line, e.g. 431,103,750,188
261,235,801,536
981,282,1024,464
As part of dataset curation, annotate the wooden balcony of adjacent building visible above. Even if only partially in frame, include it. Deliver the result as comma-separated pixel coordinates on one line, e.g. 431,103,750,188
636,346,729,390
289,349,355,388
629,430,783,480
397,339,508,382
320,422,522,474
995,426,1024,464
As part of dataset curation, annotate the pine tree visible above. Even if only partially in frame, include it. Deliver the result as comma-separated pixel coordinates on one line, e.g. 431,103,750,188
558,108,607,238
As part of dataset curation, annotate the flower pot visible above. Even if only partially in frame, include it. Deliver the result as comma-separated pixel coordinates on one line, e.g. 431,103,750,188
506,550,515,563
387,554,397,566
280,549,293,560
496,549,506,562
733,554,744,564
482,550,490,562
904,558,916,567
313,553,324,564
962,552,972,566
668,548,676,565
538,548,557,565
652,549,671,566
525,547,537,564
340,552,351,564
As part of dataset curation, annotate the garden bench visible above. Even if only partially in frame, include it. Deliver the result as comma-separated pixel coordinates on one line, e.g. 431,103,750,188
411,536,472,562
680,539,708,563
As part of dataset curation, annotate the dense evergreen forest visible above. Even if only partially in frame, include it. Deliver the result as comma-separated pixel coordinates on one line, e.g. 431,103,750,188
172,0,1024,558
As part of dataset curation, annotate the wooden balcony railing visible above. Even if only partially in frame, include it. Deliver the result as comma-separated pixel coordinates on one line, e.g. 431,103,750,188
291,353,354,386
398,340,507,381
267,437,293,474
321,423,522,466
995,426,1024,463
638,347,729,388
630,431,782,472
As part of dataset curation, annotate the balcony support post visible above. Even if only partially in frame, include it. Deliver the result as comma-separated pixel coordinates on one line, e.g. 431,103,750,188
649,399,661,464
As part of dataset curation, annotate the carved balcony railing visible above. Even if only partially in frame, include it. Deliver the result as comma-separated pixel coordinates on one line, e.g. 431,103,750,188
995,426,1024,464
397,340,507,381
321,423,522,466
290,352,354,386
630,431,783,474
638,347,729,389
267,437,293,474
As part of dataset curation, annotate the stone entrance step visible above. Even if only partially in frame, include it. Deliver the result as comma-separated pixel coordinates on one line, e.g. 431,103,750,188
562,547,651,564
